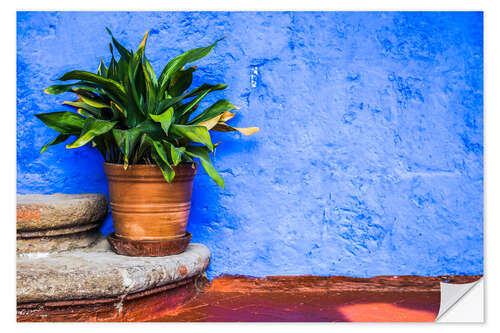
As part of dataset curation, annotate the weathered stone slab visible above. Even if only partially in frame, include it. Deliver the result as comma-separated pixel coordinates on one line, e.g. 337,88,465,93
17,194,108,231
17,238,210,304
17,229,101,254
17,193,108,254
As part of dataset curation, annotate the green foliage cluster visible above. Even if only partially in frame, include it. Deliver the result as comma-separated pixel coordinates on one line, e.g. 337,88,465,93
36,29,259,187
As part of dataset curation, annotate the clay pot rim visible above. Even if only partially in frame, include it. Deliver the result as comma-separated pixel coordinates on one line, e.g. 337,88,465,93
103,161,198,182
103,162,197,170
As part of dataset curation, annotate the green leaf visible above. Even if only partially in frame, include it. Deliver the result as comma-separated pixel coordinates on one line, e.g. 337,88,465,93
143,56,158,88
151,151,175,183
91,134,108,160
189,100,238,124
76,108,96,118
150,107,174,135
62,100,101,116
116,57,130,83
176,84,228,121
132,30,149,77
158,38,224,98
97,58,108,77
134,66,147,102
176,91,209,120
110,101,125,119
66,118,117,149
135,119,165,140
44,82,100,95
168,67,195,97
112,128,142,169
40,134,71,153
107,56,119,81
156,95,185,114
128,52,144,115
57,70,127,102
185,145,224,188
150,139,169,163
76,94,109,109
106,28,131,61
126,33,150,118
169,144,185,166
142,57,158,114
158,140,186,166
134,133,151,162
170,124,213,150
146,138,176,183
112,61,144,127
183,83,227,99
35,111,85,135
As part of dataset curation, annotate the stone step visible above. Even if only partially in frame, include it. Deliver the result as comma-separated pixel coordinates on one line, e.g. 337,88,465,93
17,193,108,232
17,238,210,305
16,194,108,254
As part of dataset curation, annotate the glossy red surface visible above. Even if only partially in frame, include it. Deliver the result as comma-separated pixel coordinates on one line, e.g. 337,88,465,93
151,290,440,322
150,274,481,322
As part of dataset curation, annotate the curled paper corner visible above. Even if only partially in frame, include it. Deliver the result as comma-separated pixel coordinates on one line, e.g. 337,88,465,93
436,277,484,322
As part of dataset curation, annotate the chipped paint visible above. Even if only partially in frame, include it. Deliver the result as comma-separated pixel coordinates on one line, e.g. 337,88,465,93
17,207,41,225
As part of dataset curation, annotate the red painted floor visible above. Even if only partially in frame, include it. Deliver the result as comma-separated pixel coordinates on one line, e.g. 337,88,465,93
146,275,462,322
150,290,440,322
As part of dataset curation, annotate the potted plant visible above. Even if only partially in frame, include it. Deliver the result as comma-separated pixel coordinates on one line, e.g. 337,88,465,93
36,29,259,256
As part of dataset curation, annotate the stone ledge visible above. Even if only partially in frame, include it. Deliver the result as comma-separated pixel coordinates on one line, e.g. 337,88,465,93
17,229,101,254
17,193,108,231
17,238,210,304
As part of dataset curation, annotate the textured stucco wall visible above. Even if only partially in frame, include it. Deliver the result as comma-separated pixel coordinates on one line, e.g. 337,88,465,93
17,12,483,278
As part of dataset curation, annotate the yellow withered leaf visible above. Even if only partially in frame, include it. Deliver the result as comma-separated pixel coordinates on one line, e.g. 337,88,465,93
235,127,260,135
219,111,235,122
139,30,149,49
199,115,223,130
212,123,260,135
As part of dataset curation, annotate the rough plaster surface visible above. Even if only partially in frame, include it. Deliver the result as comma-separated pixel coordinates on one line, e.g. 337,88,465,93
17,240,210,303
17,12,483,278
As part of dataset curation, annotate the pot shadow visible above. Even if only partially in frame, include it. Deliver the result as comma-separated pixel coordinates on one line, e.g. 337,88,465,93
187,134,261,247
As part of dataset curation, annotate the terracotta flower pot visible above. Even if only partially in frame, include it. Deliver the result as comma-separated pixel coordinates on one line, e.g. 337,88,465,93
103,162,197,245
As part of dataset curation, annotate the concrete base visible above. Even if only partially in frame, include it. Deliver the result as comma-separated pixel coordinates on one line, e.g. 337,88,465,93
17,237,211,309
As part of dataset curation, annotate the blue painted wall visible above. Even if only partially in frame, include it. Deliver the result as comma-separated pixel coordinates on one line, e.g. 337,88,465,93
17,12,483,278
